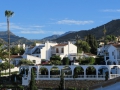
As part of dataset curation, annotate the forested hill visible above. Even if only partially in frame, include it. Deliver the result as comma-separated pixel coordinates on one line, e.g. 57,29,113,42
0,31,33,45
54,19,120,42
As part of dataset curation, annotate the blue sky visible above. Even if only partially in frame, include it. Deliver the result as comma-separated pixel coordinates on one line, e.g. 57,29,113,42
0,0,120,39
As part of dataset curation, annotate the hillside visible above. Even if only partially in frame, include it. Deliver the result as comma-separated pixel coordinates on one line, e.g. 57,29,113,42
54,19,120,42
40,34,60,41
0,31,33,45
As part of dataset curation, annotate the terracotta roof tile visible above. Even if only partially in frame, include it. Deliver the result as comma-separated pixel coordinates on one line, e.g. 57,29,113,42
112,44,120,48
54,44,67,46
10,55,22,58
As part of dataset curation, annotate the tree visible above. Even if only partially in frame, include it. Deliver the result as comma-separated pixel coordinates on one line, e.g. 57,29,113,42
0,43,7,61
29,68,37,90
19,59,33,66
105,35,116,42
50,55,62,65
75,40,90,53
59,71,64,90
103,25,107,45
86,34,98,54
50,55,61,61
0,63,2,77
5,10,14,76
1,62,14,75
10,46,25,55
40,67,48,75
62,57,69,65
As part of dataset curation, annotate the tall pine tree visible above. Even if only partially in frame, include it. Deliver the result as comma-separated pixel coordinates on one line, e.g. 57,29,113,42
59,71,64,90
86,34,98,54
29,68,37,90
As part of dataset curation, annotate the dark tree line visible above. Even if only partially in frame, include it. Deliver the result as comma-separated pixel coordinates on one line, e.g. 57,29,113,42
86,34,98,54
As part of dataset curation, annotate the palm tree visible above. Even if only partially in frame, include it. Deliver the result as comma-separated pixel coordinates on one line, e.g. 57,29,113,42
5,10,14,76
103,25,107,45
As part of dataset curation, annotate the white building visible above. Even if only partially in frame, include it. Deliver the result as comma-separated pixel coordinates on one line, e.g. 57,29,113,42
20,65,120,86
97,44,120,65
22,41,77,65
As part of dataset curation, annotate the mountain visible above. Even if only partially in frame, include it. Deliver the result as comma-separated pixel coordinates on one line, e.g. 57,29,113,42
39,31,76,42
0,31,33,45
54,19,120,42
58,31,77,38
40,34,60,41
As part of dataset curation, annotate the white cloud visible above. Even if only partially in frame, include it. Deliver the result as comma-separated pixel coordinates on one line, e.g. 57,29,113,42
102,9,120,12
52,31,65,35
20,30,45,34
56,19,94,25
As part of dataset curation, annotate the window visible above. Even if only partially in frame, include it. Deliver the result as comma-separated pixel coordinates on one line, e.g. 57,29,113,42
33,60,36,63
112,52,114,56
56,48,59,53
61,48,64,53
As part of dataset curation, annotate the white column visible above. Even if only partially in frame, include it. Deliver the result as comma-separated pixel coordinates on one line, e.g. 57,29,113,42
48,70,50,79
84,68,86,79
37,66,39,79
108,68,111,79
96,69,98,79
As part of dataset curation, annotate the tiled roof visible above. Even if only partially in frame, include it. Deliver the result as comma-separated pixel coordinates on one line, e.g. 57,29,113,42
10,55,22,58
54,44,67,47
112,44,120,48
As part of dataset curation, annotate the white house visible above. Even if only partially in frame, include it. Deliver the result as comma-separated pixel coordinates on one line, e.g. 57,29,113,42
97,44,120,65
51,41,77,60
22,41,77,65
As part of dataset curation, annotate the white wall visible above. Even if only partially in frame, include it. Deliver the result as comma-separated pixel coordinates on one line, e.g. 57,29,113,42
22,55,41,64
1,67,19,73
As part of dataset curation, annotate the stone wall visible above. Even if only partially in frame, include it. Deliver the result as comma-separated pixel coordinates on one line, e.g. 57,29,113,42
35,80,104,89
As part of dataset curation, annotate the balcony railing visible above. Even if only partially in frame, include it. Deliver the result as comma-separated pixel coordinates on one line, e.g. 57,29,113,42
86,75,96,78
110,74,120,79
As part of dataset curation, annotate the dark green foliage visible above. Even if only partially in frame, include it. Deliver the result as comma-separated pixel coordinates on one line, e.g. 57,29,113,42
0,85,24,90
0,63,2,77
50,55,61,61
62,57,69,65
10,46,25,55
29,68,37,90
95,56,105,65
105,35,116,42
74,66,84,76
86,66,96,75
50,55,61,65
1,62,14,74
0,43,7,61
10,47,18,55
50,60,61,65
75,40,90,53
19,59,33,65
79,57,95,65
86,34,98,54
59,71,64,90
105,71,109,81
40,67,48,75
